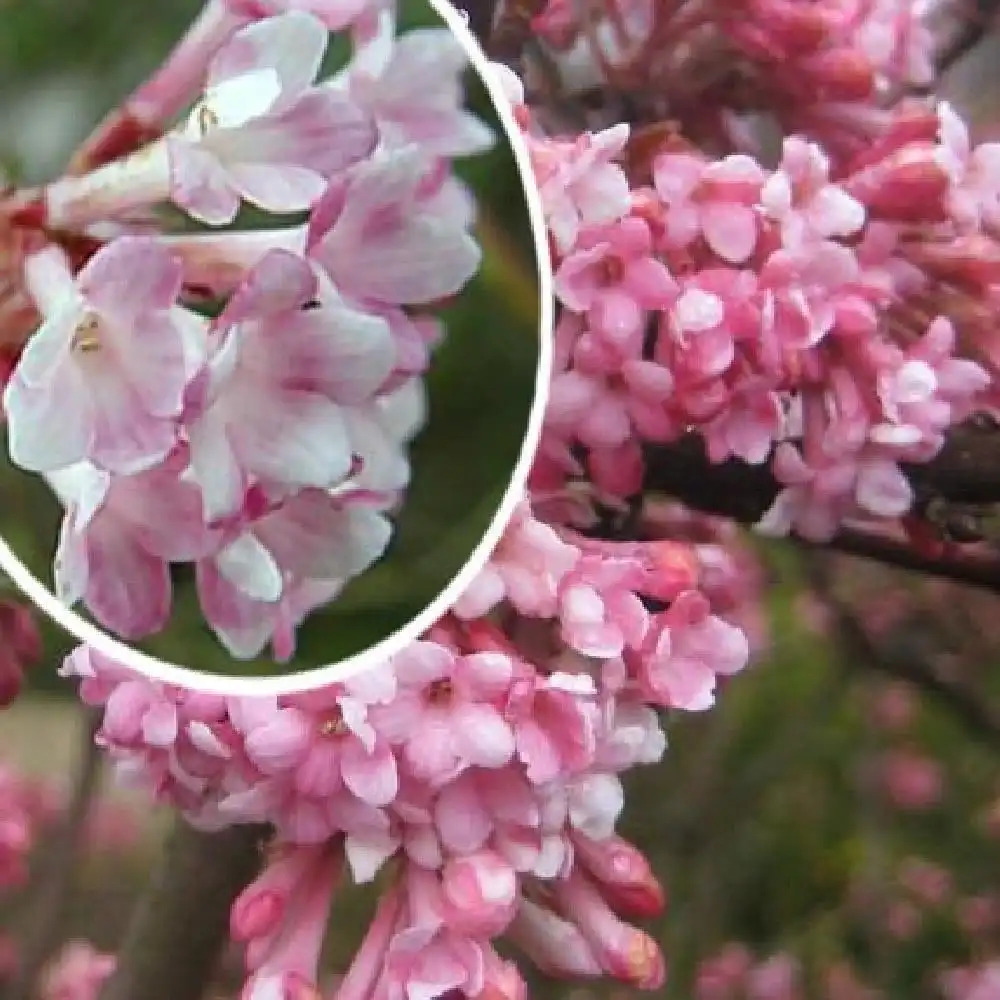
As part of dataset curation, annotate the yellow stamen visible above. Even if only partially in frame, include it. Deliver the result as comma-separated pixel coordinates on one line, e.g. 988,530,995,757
71,312,102,353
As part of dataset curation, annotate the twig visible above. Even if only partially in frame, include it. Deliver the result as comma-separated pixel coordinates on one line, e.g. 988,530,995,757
99,821,270,1000
5,708,102,1000
934,0,1000,79
798,529,1000,592
641,422,1000,593
807,560,1000,749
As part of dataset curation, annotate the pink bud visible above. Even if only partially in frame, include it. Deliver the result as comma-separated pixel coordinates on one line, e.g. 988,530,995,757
572,833,666,919
441,851,518,937
552,871,667,989
507,899,603,979
231,888,286,942
847,150,949,222
800,48,875,102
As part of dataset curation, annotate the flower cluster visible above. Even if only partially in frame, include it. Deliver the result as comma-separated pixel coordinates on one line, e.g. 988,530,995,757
1,2,492,660
509,1,999,544
65,489,757,996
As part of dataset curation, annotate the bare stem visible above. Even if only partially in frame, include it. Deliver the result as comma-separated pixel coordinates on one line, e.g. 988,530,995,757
641,419,1000,593
99,821,270,1000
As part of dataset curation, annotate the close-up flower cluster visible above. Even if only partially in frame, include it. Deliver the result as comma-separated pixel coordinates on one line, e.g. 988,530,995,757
10,1,1000,1000
0,0,543,673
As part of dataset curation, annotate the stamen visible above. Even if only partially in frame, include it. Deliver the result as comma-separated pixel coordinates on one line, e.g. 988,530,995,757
71,312,102,353
196,103,219,137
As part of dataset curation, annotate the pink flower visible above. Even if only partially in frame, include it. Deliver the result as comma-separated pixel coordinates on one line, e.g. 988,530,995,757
507,899,603,979
550,869,666,989
307,147,481,306
238,681,399,808
4,240,204,475
196,489,391,659
505,668,598,784
554,216,676,350
169,12,376,224
186,249,394,522
534,125,632,255
757,441,859,542
440,850,518,937
450,503,580,620
372,643,515,782
653,152,764,263
48,455,211,640
99,675,180,751
237,843,342,1000
381,923,486,1000
344,28,494,156
637,591,749,710
761,138,866,249
936,101,1000,234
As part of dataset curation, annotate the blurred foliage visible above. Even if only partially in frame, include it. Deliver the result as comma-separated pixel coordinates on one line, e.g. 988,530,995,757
0,0,543,678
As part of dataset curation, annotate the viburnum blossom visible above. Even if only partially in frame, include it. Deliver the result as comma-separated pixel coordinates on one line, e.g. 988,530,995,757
9,1,1000,1000
0,2,495,661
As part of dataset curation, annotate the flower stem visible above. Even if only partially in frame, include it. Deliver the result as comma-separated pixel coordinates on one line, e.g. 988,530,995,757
99,820,270,1000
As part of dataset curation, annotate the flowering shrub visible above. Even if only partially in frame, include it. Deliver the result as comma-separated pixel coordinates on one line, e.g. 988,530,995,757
7,1,1000,1000
0,0,507,666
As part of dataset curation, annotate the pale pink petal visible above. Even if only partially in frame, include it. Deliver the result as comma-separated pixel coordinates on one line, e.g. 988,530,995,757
434,780,491,853
141,700,178,747
230,389,353,491
85,525,171,640
700,203,758,263
210,12,327,109
4,373,91,472
341,742,398,806
256,493,391,581
196,560,275,659
244,708,312,771
215,533,283,603
258,306,394,404
451,704,515,769
168,139,241,226
79,238,183,325
226,164,327,213
216,250,317,327
187,414,244,524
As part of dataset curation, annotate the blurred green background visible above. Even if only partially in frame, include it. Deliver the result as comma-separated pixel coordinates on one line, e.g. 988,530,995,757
0,0,544,678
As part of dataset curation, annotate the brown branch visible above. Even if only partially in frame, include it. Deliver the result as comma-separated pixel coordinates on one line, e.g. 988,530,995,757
641,419,1000,592
5,709,102,1000
100,821,270,1000
934,0,1000,78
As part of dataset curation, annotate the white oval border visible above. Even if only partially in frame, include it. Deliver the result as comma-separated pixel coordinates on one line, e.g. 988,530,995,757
0,0,553,696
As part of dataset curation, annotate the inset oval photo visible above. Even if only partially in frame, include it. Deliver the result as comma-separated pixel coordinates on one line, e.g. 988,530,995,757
0,0,550,686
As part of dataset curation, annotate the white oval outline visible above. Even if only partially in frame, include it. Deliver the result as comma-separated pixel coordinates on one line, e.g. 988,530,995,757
0,0,553,696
